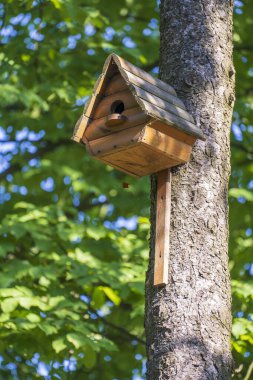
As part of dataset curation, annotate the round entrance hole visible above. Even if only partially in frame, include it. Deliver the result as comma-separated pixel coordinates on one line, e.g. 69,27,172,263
111,100,125,114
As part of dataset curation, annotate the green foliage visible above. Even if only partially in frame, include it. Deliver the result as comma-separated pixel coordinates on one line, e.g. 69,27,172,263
0,0,252,379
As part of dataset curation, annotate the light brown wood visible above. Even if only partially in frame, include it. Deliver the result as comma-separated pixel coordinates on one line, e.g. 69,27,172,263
87,124,144,156
92,89,137,120
141,125,192,163
88,124,192,163
92,154,140,177
154,169,171,286
85,107,148,140
100,145,178,177
139,99,205,140
105,114,127,127
86,125,189,177
72,114,91,142
149,120,196,145
105,74,128,96
84,73,107,119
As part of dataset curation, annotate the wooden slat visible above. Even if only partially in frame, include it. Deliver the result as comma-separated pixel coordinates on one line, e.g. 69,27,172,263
92,89,137,120
139,99,205,140
130,83,194,123
100,145,179,177
87,124,145,156
110,54,177,96
141,125,192,163
154,169,171,286
86,125,190,177
72,114,91,142
149,120,196,145
85,108,149,140
122,70,186,111
92,154,139,177
104,74,127,96
83,74,106,119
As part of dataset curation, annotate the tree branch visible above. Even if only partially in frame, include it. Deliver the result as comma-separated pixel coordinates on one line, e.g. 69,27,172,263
88,306,146,345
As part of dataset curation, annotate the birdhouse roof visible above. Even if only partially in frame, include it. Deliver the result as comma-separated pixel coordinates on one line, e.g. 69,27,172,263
72,53,205,142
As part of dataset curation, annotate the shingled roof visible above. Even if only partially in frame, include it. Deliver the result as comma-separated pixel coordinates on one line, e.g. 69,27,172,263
72,53,205,143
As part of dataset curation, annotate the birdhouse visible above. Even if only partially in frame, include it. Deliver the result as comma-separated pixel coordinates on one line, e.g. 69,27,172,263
72,54,204,177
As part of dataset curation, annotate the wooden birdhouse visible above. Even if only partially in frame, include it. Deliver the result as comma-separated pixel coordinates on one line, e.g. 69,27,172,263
72,54,204,177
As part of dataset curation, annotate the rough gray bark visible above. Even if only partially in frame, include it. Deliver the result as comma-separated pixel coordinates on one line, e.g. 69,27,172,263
145,1,235,379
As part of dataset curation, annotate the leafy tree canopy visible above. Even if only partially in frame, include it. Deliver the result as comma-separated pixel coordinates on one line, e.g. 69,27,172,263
0,0,252,379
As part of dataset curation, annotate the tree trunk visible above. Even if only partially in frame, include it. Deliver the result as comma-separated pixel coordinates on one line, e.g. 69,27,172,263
145,1,235,379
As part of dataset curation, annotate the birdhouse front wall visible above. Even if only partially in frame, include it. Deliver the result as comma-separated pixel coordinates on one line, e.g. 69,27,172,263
84,71,149,142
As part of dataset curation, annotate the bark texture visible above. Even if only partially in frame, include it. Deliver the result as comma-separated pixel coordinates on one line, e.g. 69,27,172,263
145,1,235,379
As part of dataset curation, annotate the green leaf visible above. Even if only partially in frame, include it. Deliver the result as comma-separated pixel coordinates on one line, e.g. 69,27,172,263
232,318,253,338
101,286,121,306
39,323,58,336
52,338,67,353
1,298,18,313
26,313,41,323
91,287,105,308
67,333,87,349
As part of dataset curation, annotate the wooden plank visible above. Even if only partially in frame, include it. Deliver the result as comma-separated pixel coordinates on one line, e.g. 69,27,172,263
85,107,149,140
92,89,137,119
72,114,91,142
111,54,177,96
84,67,119,119
130,83,194,123
100,145,179,177
102,54,119,78
87,124,145,156
139,99,205,140
83,74,106,119
104,74,127,96
149,120,196,145
154,169,171,286
122,70,186,111
141,125,192,163
92,154,140,178
86,124,191,175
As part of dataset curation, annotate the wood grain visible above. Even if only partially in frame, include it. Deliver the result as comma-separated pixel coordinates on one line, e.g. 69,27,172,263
99,145,178,177
87,124,145,156
104,74,127,95
131,84,194,123
123,70,187,110
72,114,91,142
92,89,137,119
85,107,148,140
86,125,189,177
141,125,192,163
112,54,177,96
149,120,196,145
154,169,171,286
139,99,205,140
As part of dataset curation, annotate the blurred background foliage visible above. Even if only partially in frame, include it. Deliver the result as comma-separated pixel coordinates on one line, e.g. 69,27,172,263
0,0,252,379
